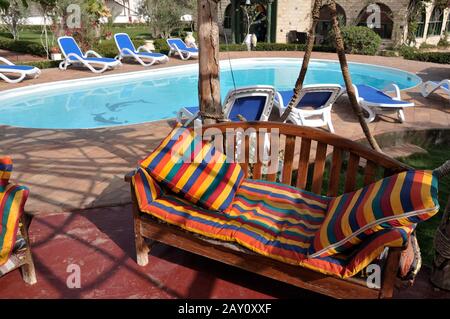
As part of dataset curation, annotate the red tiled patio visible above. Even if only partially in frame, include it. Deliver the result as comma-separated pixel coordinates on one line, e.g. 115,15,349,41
0,51,449,298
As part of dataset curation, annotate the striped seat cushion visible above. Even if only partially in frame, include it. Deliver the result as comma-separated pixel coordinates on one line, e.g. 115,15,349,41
140,124,244,211
134,176,330,265
309,170,439,258
0,157,29,266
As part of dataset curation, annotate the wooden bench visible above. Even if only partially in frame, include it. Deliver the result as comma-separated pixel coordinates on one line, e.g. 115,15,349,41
125,122,411,299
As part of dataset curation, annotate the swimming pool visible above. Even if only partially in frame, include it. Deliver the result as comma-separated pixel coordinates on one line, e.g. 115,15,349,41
0,58,421,129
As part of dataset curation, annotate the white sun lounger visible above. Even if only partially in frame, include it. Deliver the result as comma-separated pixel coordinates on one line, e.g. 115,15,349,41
353,84,414,123
58,36,121,73
167,38,198,60
114,33,168,66
0,57,40,83
421,79,450,102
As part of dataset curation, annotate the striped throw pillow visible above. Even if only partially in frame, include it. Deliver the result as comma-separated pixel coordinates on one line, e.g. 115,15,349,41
140,125,245,211
0,157,29,266
308,170,440,258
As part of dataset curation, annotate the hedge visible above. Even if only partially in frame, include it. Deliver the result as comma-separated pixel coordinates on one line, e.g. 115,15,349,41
0,37,47,57
327,26,381,55
402,51,450,64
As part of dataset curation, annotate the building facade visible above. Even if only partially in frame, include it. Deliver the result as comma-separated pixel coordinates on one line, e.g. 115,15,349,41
219,0,450,46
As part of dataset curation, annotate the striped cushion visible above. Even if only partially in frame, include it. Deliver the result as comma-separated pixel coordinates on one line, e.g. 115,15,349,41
302,226,413,278
0,157,12,186
309,170,439,258
0,157,29,266
135,178,330,265
140,124,244,211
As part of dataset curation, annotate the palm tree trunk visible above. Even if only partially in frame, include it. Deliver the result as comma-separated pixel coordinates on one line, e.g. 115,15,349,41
198,0,222,125
280,0,322,122
328,0,382,152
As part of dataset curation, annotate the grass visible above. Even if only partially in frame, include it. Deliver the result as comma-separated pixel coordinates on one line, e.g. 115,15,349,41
396,145,450,266
0,25,152,43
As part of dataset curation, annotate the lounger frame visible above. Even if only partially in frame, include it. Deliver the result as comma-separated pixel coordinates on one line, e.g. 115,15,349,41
167,38,198,60
177,85,276,126
1,213,37,285
277,84,342,133
58,36,121,74
0,57,40,83
354,84,414,123
421,79,450,102
126,121,411,299
114,33,169,67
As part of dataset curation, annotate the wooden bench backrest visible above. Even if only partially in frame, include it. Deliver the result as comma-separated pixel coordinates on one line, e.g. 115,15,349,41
201,121,410,196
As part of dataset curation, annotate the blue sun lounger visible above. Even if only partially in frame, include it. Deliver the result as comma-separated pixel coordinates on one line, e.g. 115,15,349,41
114,33,168,66
177,86,275,126
0,57,40,83
167,38,198,60
58,36,121,73
276,84,342,133
421,79,450,102
353,84,414,123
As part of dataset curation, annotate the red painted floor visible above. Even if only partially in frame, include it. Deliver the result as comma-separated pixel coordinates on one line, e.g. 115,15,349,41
0,205,448,299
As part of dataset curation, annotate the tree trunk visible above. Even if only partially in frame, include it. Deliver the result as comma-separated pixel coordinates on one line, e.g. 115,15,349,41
328,0,382,152
197,0,222,125
280,0,322,122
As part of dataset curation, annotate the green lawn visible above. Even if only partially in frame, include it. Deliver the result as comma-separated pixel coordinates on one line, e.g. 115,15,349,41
396,145,450,266
0,24,152,43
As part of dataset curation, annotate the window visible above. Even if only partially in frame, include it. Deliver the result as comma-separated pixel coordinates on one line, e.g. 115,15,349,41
223,4,232,29
357,3,393,39
415,9,426,38
427,7,443,36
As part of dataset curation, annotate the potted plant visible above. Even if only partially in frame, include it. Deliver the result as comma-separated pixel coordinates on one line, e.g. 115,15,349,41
50,46,62,61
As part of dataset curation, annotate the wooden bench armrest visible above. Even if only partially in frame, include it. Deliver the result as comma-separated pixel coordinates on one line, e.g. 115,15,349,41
124,169,138,183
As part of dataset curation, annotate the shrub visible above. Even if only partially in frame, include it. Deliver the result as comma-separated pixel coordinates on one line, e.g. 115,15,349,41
403,51,450,64
23,60,60,69
328,26,381,55
437,36,449,48
0,37,47,57
219,42,335,53
94,38,146,58
153,38,170,55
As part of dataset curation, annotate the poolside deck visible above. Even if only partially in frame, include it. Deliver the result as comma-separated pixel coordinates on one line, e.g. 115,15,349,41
0,51,449,298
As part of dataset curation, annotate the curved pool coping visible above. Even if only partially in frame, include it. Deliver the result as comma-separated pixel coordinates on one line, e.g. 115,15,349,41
0,57,422,101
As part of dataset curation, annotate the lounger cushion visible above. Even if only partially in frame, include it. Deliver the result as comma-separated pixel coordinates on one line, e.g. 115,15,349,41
0,65,36,71
140,124,245,211
0,157,29,266
309,170,439,258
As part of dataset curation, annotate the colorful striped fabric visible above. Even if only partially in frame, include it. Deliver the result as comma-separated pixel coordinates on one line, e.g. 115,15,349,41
301,226,413,278
0,157,29,266
309,170,439,258
140,124,244,211
133,175,420,278
0,157,12,186
134,177,330,265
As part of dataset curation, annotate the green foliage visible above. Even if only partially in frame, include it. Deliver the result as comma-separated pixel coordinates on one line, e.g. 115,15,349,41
419,42,436,49
328,26,381,55
139,0,196,39
94,38,145,58
22,59,60,69
0,37,47,56
403,51,450,64
437,35,450,47
220,42,335,53
0,0,30,40
397,143,450,266
153,38,170,55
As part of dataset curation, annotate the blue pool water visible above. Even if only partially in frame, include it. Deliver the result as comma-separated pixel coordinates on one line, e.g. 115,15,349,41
0,59,421,129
